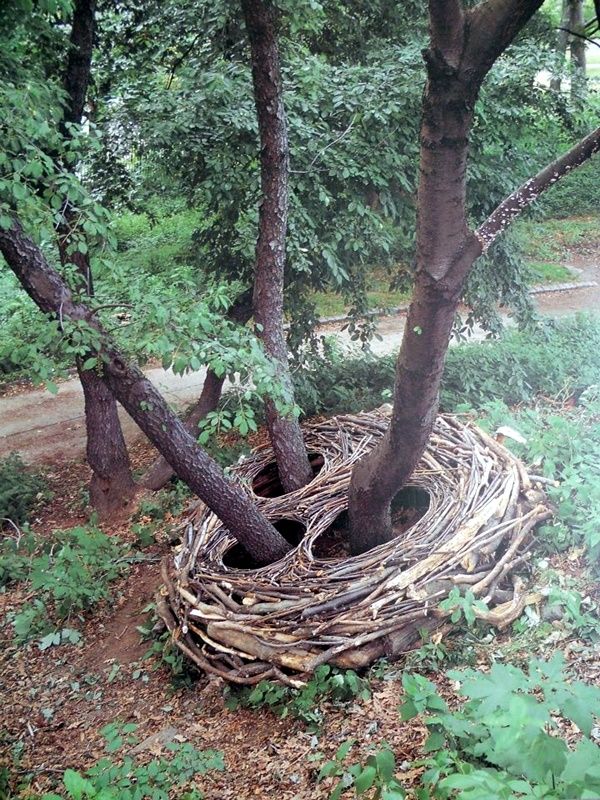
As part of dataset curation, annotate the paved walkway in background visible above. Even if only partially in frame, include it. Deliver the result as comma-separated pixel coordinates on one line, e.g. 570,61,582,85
1,257,598,465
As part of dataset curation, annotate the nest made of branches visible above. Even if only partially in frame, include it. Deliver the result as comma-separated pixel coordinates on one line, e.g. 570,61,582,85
158,408,550,685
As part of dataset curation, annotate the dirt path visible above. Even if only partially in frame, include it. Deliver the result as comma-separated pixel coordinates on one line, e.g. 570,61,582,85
1,253,598,465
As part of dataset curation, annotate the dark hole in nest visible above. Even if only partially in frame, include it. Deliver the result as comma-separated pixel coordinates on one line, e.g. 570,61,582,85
252,452,324,497
312,485,430,559
222,518,307,570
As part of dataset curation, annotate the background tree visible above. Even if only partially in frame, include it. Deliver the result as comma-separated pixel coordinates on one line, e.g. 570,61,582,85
57,0,136,517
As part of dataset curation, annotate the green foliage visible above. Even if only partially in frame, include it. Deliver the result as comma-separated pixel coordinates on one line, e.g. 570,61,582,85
536,152,600,218
316,740,405,800
1,524,132,645
38,722,224,800
288,316,600,424
438,588,489,628
400,655,600,800
441,315,600,411
0,452,52,525
224,664,370,726
476,384,600,559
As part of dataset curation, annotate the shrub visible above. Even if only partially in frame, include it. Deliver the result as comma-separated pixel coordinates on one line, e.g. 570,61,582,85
0,452,52,526
400,655,600,800
1,524,134,645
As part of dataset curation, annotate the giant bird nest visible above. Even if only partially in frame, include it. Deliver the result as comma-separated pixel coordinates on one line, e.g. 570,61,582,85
158,408,550,685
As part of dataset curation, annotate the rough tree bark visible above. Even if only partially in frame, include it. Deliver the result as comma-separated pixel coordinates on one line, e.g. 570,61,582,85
241,0,313,493
551,0,571,92
0,220,292,566
347,0,600,555
58,0,136,518
142,293,253,491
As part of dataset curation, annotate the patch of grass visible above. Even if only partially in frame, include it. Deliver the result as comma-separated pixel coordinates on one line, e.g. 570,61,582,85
312,272,411,319
514,215,600,262
527,261,575,284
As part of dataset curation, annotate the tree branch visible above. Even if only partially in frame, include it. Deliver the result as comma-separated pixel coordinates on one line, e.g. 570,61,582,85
465,0,545,84
476,126,600,251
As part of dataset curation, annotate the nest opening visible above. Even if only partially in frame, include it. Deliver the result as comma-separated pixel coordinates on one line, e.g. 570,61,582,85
391,485,430,534
222,518,307,570
252,452,324,497
312,486,430,560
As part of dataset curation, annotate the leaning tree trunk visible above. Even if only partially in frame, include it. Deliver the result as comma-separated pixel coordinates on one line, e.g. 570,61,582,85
0,219,292,566
347,0,599,555
57,0,136,517
241,0,313,493
142,290,253,490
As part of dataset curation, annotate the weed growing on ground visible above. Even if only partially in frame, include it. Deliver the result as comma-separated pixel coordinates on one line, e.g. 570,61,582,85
400,654,600,800
315,739,405,800
131,480,192,546
35,721,224,800
1,525,139,647
321,655,600,799
476,386,600,561
224,665,370,727
0,453,52,527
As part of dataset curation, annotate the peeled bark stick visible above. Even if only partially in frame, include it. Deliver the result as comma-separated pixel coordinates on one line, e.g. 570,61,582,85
0,218,291,566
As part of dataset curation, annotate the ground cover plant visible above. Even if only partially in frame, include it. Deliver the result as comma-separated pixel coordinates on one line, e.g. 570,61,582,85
0,454,52,527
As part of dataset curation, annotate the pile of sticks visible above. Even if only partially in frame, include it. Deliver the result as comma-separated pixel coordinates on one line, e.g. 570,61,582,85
158,408,550,685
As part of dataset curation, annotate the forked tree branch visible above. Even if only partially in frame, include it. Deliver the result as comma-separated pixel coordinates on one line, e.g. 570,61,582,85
466,0,545,83
476,126,600,251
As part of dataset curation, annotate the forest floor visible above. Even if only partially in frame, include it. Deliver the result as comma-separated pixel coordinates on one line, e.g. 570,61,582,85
1,246,599,467
1,435,599,800
2,229,600,799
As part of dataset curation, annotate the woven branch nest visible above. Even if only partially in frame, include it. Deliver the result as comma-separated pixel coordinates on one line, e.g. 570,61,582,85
158,408,550,685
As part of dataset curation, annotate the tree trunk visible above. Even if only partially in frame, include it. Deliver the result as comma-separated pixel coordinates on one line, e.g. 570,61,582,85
348,41,478,552
0,219,292,566
347,0,598,555
569,0,587,99
241,0,313,493
56,0,136,518
79,366,137,516
551,0,570,92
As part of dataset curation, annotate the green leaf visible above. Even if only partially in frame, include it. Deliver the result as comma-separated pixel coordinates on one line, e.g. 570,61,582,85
63,769,94,800
335,739,354,761
375,748,395,782
354,765,377,793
